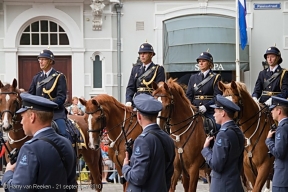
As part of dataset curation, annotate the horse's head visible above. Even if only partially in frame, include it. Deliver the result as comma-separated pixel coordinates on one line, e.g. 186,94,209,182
0,79,21,132
80,97,106,150
152,81,174,130
218,81,243,106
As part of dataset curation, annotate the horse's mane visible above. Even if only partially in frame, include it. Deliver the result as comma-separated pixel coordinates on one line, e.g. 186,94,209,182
167,78,191,106
92,94,132,112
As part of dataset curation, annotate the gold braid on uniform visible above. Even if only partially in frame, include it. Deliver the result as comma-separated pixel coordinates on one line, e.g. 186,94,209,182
213,74,220,87
280,69,287,89
143,66,159,94
42,73,61,100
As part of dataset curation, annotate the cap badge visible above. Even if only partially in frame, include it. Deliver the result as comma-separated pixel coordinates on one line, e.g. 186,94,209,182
41,51,44,54
201,53,204,56
141,45,144,48
268,48,271,50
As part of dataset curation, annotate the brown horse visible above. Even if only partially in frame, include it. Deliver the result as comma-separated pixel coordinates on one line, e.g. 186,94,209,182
219,81,274,192
79,94,143,191
0,79,103,192
152,78,207,192
0,79,32,162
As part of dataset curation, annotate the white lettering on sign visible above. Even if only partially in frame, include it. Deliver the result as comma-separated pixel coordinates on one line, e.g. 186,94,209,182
195,63,225,71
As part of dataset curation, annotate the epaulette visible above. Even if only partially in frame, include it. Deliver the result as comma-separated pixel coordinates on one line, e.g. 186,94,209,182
24,138,38,144
220,127,228,132
139,132,149,137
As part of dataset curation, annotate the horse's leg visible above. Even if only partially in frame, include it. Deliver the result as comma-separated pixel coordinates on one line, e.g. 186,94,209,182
243,159,256,188
182,173,190,192
169,154,181,192
187,165,200,192
253,160,273,192
82,149,103,192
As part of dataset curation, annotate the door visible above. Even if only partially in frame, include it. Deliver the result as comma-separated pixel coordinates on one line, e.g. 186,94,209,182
18,56,72,103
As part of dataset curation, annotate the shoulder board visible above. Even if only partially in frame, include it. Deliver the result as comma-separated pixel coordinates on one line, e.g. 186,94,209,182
24,138,38,144
139,132,149,137
220,127,228,132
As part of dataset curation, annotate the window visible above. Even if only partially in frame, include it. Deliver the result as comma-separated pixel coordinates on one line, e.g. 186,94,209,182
93,55,102,88
20,20,69,45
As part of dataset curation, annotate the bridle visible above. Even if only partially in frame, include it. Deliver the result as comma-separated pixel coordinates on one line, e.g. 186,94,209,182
153,87,200,135
153,89,174,133
0,91,21,127
85,105,106,135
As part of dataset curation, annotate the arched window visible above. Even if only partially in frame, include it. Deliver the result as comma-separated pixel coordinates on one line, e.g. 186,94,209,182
20,20,69,45
93,55,102,88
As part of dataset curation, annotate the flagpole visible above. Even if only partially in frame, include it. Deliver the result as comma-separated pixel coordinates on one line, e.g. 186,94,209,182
235,0,240,82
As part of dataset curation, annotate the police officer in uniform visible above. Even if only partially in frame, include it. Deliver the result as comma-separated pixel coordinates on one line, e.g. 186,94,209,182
201,95,244,192
186,51,222,128
125,43,165,106
266,96,288,192
252,46,288,106
122,94,175,191
28,49,69,139
2,93,76,192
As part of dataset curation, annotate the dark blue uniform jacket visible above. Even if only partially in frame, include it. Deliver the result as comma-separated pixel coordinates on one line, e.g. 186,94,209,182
126,62,165,103
122,124,175,192
186,70,222,113
201,121,244,192
2,128,76,192
266,118,288,188
252,66,288,103
28,68,67,120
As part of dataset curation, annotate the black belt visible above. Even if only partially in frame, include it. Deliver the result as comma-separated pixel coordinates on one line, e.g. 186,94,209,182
262,91,281,96
194,95,213,100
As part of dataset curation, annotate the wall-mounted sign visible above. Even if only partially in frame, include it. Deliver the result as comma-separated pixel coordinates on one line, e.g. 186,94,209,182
254,3,281,10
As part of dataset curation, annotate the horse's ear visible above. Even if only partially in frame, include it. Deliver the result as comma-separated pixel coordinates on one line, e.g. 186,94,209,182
91,99,99,106
231,81,238,89
12,78,17,89
152,81,158,90
79,98,87,106
218,81,225,92
163,82,169,91
0,80,3,88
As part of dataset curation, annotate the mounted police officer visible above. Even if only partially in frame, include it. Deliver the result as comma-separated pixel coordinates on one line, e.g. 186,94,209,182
2,93,76,192
201,95,244,192
266,96,288,191
122,94,175,191
186,51,222,130
252,46,288,106
125,43,165,106
28,49,69,139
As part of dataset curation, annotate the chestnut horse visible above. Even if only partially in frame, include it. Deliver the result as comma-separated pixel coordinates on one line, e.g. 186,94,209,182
79,94,143,191
219,81,274,192
152,78,207,192
0,79,103,192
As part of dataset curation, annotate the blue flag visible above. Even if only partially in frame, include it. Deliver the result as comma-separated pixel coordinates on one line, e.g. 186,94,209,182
239,0,247,50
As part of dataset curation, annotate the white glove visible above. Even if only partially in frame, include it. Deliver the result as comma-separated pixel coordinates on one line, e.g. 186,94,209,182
252,97,258,103
199,105,207,113
125,102,132,107
265,98,272,106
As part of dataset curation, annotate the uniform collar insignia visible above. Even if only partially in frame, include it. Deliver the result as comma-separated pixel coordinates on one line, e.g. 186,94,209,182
276,133,281,140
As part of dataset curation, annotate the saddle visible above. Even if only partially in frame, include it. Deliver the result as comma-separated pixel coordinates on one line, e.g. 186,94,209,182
202,116,217,135
51,119,85,147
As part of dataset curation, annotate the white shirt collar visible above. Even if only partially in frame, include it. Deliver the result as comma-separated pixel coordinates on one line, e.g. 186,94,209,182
43,68,53,77
143,62,152,70
268,65,279,73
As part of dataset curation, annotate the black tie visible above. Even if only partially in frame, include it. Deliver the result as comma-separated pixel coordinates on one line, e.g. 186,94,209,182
270,71,273,76
142,66,146,74
201,73,204,80
44,74,47,78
